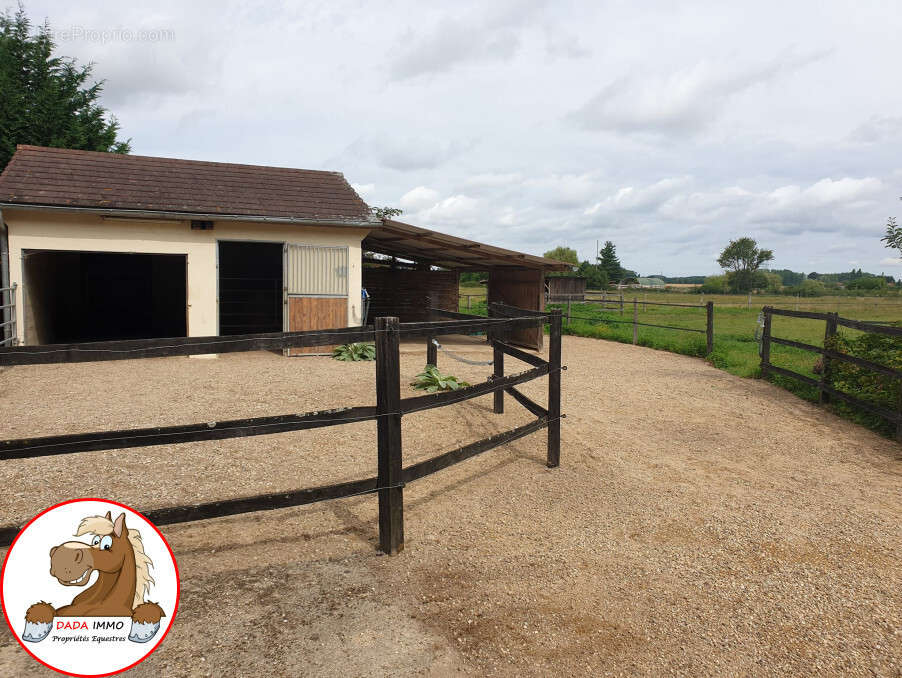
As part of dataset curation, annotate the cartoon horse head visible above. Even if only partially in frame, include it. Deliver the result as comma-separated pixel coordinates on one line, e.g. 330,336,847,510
50,512,135,590
23,512,165,644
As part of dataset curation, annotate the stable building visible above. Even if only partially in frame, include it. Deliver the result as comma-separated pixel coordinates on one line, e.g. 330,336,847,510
0,145,567,350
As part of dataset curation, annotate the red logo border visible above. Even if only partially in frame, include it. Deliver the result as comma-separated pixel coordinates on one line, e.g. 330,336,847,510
1,498,181,677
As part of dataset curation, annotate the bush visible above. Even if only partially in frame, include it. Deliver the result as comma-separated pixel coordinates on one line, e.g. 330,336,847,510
826,332,902,436
797,279,826,297
700,274,729,294
332,342,376,361
846,276,886,291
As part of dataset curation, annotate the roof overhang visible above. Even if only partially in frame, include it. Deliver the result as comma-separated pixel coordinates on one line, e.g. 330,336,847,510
363,219,572,271
0,202,380,228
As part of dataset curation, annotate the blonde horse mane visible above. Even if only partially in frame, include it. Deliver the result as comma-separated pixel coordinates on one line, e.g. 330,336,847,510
76,515,155,608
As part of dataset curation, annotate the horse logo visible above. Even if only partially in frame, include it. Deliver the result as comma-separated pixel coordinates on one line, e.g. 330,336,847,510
21,511,165,644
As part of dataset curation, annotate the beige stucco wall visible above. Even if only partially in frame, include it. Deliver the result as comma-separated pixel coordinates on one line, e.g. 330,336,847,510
3,208,369,344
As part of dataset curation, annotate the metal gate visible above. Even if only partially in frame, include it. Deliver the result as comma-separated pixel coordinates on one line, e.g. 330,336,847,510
0,283,17,347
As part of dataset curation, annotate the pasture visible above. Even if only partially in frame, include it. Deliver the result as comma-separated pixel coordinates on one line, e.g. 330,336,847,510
0,337,898,675
460,286,902,437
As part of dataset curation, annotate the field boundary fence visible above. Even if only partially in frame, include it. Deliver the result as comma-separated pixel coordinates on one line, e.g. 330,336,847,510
760,306,902,442
0,307,564,553
547,294,714,354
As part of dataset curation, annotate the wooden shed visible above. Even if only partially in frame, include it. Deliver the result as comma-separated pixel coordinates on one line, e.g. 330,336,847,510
362,220,569,349
546,275,586,302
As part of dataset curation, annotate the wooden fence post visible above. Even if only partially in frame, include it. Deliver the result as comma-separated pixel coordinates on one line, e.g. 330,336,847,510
760,307,772,378
493,341,504,414
547,309,562,468
706,301,714,355
632,298,638,345
567,296,572,326
619,294,624,316
375,316,403,555
819,312,838,405
467,295,471,311
896,380,902,444
747,293,751,310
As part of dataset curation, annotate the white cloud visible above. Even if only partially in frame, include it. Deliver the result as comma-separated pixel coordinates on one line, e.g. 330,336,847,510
352,183,376,198
399,186,441,211
417,195,480,224
568,51,828,134
880,257,902,266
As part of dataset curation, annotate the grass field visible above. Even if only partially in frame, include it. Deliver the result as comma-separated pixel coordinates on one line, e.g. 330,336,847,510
458,286,902,437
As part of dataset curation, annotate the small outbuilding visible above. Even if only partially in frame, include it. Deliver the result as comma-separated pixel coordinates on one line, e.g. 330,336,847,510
0,145,568,351
545,275,586,302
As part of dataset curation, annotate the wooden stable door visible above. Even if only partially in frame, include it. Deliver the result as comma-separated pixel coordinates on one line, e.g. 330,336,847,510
287,296,348,355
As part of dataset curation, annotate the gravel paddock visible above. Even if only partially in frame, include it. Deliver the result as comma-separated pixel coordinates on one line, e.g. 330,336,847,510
0,335,899,676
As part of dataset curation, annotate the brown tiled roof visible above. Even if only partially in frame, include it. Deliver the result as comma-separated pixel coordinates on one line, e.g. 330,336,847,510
0,145,378,224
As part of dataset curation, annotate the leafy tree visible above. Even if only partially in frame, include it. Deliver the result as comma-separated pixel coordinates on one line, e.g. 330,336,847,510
597,241,623,282
716,237,774,292
798,278,826,297
882,216,902,256
577,260,608,289
371,206,402,220
0,6,130,171
543,246,578,266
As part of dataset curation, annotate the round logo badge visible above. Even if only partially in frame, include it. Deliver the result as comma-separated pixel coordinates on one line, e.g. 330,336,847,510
1,499,179,677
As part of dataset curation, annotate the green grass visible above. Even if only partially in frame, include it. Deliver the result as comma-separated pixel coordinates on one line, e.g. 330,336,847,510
456,288,901,439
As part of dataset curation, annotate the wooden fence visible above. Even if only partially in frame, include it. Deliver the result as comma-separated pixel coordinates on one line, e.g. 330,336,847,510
548,295,714,354
759,306,902,441
0,308,563,553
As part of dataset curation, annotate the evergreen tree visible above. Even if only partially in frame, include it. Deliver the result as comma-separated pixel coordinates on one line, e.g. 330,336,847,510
597,241,622,282
0,6,130,172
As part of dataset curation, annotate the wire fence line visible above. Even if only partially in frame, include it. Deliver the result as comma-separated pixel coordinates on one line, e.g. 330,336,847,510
546,296,714,354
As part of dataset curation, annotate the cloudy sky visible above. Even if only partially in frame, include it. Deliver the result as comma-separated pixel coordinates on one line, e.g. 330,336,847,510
20,0,902,276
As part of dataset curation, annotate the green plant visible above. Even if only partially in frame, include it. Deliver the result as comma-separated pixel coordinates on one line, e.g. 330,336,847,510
410,365,470,392
332,342,376,361
825,332,902,436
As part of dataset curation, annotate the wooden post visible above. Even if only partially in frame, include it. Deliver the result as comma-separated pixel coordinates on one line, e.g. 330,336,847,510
620,294,624,316
547,309,562,468
427,335,437,367
643,294,647,312
706,301,714,355
747,293,751,310
467,295,471,311
896,380,902,444
566,296,572,326
819,312,838,405
632,298,638,345
375,316,403,555
493,341,504,414
760,307,772,378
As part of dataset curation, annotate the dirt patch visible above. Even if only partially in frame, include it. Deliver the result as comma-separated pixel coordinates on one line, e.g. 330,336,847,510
0,335,899,676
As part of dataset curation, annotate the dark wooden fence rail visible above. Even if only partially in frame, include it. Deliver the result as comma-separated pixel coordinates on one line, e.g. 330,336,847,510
0,310,563,552
760,306,902,441
545,296,715,354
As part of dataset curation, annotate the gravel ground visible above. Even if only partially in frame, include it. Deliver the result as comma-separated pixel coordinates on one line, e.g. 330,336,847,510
0,335,899,677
